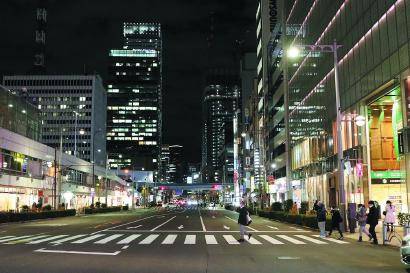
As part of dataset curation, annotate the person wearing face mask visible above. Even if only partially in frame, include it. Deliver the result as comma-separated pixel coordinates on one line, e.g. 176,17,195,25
367,200,379,245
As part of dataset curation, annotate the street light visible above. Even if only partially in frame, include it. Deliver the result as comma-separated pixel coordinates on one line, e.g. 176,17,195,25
270,163,277,169
288,40,347,226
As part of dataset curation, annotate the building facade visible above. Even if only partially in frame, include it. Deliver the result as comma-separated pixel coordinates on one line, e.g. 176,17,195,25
107,22,162,176
2,75,107,167
285,0,410,213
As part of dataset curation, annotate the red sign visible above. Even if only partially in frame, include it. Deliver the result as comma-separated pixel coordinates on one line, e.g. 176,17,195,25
38,190,43,197
268,175,275,184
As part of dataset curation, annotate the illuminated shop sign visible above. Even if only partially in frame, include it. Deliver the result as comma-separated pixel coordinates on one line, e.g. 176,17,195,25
371,170,405,184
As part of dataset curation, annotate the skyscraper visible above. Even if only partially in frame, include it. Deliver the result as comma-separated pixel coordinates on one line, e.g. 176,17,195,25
201,69,240,183
107,23,162,176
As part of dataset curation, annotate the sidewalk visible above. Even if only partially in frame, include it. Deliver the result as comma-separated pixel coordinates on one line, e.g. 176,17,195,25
343,220,404,247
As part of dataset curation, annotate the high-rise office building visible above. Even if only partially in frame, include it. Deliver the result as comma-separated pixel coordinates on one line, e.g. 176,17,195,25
201,70,240,183
168,145,184,184
159,144,170,183
107,23,162,175
3,75,107,166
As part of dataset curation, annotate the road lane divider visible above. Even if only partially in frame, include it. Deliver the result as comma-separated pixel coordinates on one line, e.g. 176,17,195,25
34,248,121,256
150,216,176,231
198,208,207,232
224,216,258,231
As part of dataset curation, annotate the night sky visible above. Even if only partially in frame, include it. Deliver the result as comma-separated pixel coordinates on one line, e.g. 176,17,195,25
0,0,256,163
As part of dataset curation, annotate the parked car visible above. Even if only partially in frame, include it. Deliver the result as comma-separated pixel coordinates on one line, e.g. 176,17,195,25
401,234,410,265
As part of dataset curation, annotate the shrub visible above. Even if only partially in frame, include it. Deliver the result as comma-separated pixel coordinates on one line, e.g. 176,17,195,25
224,204,234,211
101,203,107,208
284,199,293,212
398,213,410,226
122,205,129,211
300,201,309,215
21,205,29,212
0,209,76,223
271,202,283,211
84,206,122,214
42,204,52,211
96,202,101,208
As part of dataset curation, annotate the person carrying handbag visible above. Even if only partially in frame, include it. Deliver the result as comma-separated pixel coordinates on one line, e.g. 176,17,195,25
237,200,252,242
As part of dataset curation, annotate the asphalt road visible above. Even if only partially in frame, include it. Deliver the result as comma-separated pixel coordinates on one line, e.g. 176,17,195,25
0,206,405,273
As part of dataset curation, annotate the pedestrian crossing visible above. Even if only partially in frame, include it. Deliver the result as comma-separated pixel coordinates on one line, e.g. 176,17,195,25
0,233,350,247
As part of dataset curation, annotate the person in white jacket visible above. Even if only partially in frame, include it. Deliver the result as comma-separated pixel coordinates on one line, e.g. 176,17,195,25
384,200,396,232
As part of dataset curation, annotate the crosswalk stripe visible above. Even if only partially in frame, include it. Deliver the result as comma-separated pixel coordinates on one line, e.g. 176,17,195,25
259,235,284,245
276,235,306,244
50,234,88,244
0,235,28,243
295,235,328,244
245,236,262,244
205,235,218,245
28,235,68,244
162,234,177,244
139,234,159,244
6,235,49,244
313,235,349,244
184,235,196,244
223,235,240,245
0,236,14,240
117,234,141,244
71,234,105,244
94,234,124,244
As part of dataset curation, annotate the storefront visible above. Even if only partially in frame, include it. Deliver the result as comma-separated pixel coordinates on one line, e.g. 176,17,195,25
268,177,286,203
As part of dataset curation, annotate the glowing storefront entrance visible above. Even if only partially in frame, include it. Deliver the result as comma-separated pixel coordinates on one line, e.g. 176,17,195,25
367,86,408,212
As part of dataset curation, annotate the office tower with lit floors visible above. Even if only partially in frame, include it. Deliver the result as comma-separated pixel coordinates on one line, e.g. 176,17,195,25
107,23,162,176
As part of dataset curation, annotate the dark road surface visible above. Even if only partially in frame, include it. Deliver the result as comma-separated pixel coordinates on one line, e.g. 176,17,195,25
0,206,405,273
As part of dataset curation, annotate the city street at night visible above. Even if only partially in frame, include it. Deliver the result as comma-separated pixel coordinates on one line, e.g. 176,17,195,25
0,208,403,273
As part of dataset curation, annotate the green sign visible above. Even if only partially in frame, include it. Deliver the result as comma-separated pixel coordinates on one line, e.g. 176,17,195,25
371,170,405,179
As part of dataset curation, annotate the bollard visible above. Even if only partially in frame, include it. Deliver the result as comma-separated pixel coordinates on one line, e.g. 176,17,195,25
405,222,410,237
382,221,388,245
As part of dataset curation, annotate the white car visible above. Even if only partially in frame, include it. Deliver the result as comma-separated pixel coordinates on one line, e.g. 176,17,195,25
401,235,410,265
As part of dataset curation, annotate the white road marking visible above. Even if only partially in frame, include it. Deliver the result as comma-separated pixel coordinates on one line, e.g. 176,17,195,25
178,225,184,230
313,235,349,244
223,235,240,245
205,235,218,245
28,235,68,244
50,234,87,244
277,256,300,260
121,245,129,250
0,235,36,243
94,234,124,244
224,216,258,231
162,234,177,244
184,235,196,244
245,236,262,245
34,248,121,256
0,236,14,240
150,216,176,231
71,234,105,244
267,225,278,230
126,225,143,230
105,229,310,233
5,235,49,244
290,227,304,231
139,234,159,244
91,214,166,234
276,235,306,244
212,216,216,219
223,225,231,230
295,235,328,244
186,216,189,218
198,209,207,232
259,235,284,245
117,234,141,244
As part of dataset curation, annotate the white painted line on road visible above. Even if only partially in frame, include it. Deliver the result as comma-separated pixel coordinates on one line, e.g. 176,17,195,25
313,235,349,244
223,225,230,230
0,235,32,243
162,234,177,244
28,235,68,244
223,235,240,245
105,229,310,233
224,216,258,231
50,234,88,244
245,236,262,245
178,225,184,230
259,235,284,244
295,235,328,244
121,245,129,250
184,235,196,244
150,216,176,231
290,227,304,231
71,234,105,244
94,234,124,244
91,214,167,234
34,248,121,256
212,216,216,219
5,234,49,244
139,234,159,244
267,225,278,230
205,235,218,245
126,225,143,230
117,234,141,244
276,235,306,245
0,236,14,240
277,256,300,260
198,209,207,232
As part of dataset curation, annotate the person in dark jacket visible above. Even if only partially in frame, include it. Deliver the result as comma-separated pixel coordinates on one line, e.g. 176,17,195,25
367,200,379,245
316,202,327,238
328,207,344,240
237,200,252,242
313,200,319,212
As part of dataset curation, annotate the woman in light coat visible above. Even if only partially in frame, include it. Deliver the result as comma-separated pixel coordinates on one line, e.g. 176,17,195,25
385,200,396,232
356,204,371,242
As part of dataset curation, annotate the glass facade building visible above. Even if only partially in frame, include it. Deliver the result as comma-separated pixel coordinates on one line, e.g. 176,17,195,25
107,23,162,175
285,0,410,212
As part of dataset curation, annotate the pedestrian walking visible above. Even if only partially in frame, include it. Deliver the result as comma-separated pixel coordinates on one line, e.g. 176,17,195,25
316,202,327,238
313,200,319,212
291,202,298,215
356,204,371,242
384,200,396,232
328,207,344,240
367,200,379,245
237,200,252,242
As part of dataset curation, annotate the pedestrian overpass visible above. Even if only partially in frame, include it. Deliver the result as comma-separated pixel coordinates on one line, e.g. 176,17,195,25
135,182,234,191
